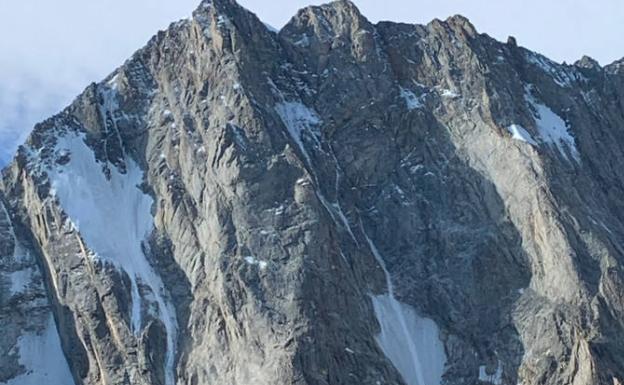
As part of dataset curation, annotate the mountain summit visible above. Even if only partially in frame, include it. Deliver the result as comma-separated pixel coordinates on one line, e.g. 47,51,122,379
2,1,624,384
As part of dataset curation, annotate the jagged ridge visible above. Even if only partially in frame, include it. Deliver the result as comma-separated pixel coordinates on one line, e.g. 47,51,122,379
2,1,624,385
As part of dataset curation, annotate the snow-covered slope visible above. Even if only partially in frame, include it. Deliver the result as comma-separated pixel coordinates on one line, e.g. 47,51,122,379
48,133,177,385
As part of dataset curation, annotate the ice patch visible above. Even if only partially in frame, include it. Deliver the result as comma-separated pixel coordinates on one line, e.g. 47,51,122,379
273,205,285,216
107,74,120,90
244,256,268,270
48,133,177,385
275,101,321,165
217,15,232,27
479,361,503,385
525,90,579,160
506,124,537,145
440,89,460,98
365,233,446,385
6,315,75,385
399,87,423,110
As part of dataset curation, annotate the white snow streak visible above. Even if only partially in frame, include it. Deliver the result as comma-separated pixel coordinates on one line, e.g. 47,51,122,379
275,101,321,165
365,233,446,385
274,101,359,243
506,124,537,146
6,315,75,385
49,134,177,385
275,98,445,385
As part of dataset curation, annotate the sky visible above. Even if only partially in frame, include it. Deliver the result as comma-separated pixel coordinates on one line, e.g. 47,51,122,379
0,0,622,165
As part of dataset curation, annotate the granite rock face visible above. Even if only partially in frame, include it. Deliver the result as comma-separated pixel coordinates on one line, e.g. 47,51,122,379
2,1,624,384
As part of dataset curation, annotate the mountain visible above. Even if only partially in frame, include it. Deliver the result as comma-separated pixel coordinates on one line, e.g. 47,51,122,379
2,0,624,384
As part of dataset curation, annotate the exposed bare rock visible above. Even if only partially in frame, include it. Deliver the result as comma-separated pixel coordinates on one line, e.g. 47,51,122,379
2,1,624,384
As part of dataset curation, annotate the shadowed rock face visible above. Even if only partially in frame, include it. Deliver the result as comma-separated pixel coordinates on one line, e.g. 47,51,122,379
2,0,624,384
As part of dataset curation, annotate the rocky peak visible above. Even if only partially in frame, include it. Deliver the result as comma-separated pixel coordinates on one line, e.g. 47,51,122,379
280,0,377,64
606,57,624,75
290,0,370,31
575,55,602,70
2,1,624,385
443,14,478,37
192,0,276,55
194,0,239,16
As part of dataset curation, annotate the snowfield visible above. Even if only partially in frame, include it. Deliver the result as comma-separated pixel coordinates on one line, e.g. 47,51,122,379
49,133,178,385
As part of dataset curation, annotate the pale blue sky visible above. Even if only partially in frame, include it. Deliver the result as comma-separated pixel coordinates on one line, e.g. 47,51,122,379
0,0,622,164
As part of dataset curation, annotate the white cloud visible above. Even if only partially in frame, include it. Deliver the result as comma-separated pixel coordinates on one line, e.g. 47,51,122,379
0,0,198,164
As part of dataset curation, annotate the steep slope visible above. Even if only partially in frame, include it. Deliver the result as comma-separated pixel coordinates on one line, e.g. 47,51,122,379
2,0,624,384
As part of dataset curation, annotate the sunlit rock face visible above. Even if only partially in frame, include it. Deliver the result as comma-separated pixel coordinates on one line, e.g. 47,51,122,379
2,1,624,384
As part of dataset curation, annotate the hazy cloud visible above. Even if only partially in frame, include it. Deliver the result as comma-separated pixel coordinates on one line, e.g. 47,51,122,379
1,0,622,165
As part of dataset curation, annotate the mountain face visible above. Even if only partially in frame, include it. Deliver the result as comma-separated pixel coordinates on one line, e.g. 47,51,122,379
2,0,624,384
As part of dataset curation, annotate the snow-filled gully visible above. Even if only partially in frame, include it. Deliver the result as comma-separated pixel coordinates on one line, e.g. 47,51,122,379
49,134,178,385
364,231,446,385
275,99,446,385
1,203,75,385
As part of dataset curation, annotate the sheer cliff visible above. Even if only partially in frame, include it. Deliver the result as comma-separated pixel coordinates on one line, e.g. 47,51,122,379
2,1,624,384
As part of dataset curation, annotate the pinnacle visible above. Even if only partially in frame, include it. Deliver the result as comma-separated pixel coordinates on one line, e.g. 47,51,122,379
444,14,477,36
575,55,601,70
194,0,244,19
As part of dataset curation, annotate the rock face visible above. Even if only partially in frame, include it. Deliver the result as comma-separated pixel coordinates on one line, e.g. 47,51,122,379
2,0,624,384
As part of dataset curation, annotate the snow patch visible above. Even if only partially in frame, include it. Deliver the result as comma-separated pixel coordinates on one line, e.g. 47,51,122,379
372,295,446,385
273,205,285,216
48,133,177,385
217,15,232,27
506,124,537,145
440,89,460,98
9,267,34,294
244,256,268,270
399,87,423,110
525,90,579,160
275,101,321,165
6,315,75,385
